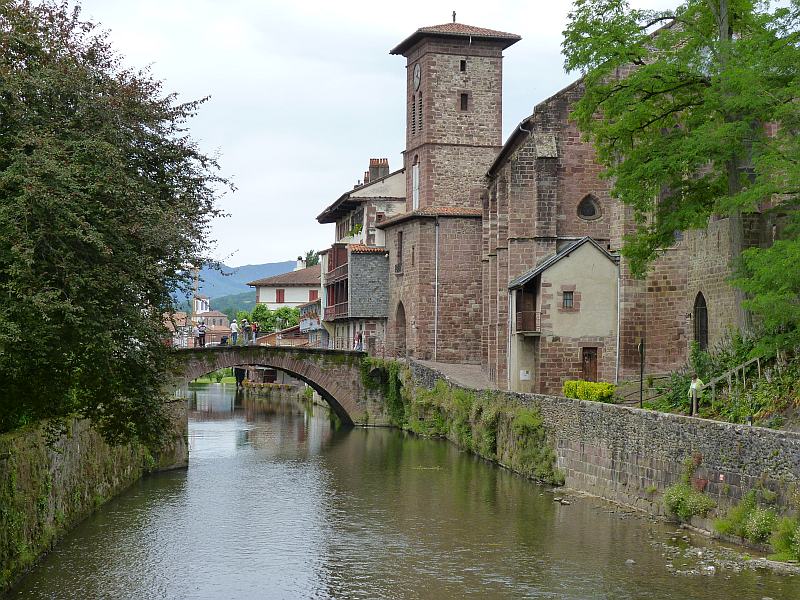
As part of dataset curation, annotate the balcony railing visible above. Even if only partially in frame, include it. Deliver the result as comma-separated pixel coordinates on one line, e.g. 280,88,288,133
515,310,541,334
324,301,349,321
327,262,348,283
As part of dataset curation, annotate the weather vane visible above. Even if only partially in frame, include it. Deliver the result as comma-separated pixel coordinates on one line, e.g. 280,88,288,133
452,11,456,23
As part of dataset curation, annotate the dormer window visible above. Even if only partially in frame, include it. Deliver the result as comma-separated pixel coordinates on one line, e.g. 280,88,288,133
577,194,601,220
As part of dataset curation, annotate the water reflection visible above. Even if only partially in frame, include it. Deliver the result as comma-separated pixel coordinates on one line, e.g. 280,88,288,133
10,384,800,599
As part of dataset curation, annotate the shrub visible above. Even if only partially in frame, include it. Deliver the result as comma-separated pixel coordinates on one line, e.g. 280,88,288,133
664,483,716,521
562,380,616,403
714,489,779,544
771,517,800,561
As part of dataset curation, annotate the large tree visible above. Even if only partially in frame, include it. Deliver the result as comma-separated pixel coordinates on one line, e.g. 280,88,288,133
562,0,800,350
0,1,226,443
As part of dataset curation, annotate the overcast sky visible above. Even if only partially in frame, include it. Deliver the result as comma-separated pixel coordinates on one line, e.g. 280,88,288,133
78,0,676,267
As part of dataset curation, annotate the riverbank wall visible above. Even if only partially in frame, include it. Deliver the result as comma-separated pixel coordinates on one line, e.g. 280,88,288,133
405,361,800,532
0,402,187,591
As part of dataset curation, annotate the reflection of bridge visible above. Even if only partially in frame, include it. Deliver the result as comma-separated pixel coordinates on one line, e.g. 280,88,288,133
173,347,388,426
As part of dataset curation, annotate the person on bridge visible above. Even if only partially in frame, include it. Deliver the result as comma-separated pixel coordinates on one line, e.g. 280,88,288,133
197,322,207,348
230,319,238,346
251,321,259,344
242,318,251,345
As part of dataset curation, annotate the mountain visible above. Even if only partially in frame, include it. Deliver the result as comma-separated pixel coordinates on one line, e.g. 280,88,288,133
193,261,295,299
207,291,257,319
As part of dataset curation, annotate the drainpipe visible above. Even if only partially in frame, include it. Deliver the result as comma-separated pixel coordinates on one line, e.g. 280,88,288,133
507,292,513,390
615,259,621,384
434,217,440,362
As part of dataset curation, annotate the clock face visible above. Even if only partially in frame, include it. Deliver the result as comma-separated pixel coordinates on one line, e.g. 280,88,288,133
413,63,421,91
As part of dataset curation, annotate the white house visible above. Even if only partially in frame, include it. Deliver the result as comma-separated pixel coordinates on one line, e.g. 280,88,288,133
247,263,322,310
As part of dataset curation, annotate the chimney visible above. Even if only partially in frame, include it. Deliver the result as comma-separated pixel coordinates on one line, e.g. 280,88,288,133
295,256,306,271
364,170,370,185
368,158,390,182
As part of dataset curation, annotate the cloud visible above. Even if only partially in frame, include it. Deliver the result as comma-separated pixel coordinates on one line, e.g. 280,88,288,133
77,0,677,265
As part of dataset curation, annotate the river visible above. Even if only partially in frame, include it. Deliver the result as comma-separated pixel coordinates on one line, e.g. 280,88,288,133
9,384,800,599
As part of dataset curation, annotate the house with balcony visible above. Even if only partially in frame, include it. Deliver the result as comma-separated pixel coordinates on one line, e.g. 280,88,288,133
316,159,405,352
299,299,328,348
507,237,619,394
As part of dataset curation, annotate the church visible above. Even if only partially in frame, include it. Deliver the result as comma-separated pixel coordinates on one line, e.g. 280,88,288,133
320,19,773,394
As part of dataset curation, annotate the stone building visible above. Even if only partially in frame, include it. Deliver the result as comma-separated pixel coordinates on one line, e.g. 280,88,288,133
317,160,405,352
378,23,521,363
313,19,772,394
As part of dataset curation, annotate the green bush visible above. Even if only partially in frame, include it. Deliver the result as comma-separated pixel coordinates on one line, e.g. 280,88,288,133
562,380,616,403
664,483,716,521
771,517,800,561
714,489,780,544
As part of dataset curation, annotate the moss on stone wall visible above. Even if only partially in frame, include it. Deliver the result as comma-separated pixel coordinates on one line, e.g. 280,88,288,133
0,416,180,592
366,360,563,486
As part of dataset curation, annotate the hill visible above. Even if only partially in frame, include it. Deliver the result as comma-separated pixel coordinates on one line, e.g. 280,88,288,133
194,261,295,299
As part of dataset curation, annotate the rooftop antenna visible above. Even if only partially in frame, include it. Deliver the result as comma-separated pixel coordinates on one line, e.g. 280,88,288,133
452,10,456,22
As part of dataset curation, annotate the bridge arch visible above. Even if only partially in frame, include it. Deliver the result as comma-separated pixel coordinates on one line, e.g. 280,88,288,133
173,346,387,426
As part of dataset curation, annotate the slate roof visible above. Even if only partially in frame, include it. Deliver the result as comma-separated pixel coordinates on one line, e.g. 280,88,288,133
246,264,321,287
375,207,482,229
391,22,521,54
316,168,405,224
508,237,618,289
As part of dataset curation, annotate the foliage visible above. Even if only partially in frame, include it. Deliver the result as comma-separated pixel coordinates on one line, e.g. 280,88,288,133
664,456,715,521
304,250,319,267
234,305,300,333
562,380,617,402
771,516,800,561
0,1,226,445
714,490,779,543
562,0,800,352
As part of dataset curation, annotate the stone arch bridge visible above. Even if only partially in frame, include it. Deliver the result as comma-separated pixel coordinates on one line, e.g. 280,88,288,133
173,347,389,426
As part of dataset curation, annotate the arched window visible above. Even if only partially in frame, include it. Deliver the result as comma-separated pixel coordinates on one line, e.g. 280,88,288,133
577,194,601,220
412,155,420,210
693,292,708,350
395,301,407,356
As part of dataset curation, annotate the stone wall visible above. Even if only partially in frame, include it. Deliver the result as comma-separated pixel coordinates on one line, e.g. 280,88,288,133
409,360,800,531
0,405,187,591
349,252,389,318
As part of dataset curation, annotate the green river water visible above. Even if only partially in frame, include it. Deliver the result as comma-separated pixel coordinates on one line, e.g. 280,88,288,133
8,384,800,599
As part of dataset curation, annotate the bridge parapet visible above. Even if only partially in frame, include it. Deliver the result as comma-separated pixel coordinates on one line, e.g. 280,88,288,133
172,346,388,426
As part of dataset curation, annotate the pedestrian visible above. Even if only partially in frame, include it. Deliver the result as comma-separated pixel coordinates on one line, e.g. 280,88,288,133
353,331,363,352
197,322,207,348
242,318,251,345
191,323,199,348
230,319,238,346
252,321,259,344
688,372,704,416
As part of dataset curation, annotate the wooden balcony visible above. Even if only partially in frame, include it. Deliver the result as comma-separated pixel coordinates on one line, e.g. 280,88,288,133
324,301,349,321
515,310,541,335
327,262,348,283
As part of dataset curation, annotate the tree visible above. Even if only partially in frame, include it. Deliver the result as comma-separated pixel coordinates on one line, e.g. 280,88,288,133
305,250,319,267
562,0,800,348
273,306,300,330
0,1,227,444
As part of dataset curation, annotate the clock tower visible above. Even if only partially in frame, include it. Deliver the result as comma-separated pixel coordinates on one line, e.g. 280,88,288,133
390,22,521,211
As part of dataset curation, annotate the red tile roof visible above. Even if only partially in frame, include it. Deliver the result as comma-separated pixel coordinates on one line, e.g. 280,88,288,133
348,244,388,254
375,207,482,229
246,264,321,287
391,22,521,54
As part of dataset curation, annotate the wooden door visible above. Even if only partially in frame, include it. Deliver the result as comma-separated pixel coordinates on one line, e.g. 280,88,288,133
582,348,598,382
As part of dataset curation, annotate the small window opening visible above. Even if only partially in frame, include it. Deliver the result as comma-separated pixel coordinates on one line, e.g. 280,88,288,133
417,95,422,131
460,59,466,72
411,245,415,266
460,93,468,111
411,94,416,135
563,291,574,309
577,194,601,220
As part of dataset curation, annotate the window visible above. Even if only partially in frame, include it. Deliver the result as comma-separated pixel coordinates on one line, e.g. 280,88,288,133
411,245,415,266
396,231,403,273
460,59,466,72
276,289,285,303
309,289,318,301
411,93,416,135
417,95,422,131
577,194,601,220
412,156,420,210
460,93,469,111
563,291,574,309
693,292,708,350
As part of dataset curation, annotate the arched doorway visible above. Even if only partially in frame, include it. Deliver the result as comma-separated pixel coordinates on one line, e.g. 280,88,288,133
693,292,708,350
395,301,407,357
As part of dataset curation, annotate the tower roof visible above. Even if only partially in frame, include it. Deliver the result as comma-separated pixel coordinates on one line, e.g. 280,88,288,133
390,22,521,55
